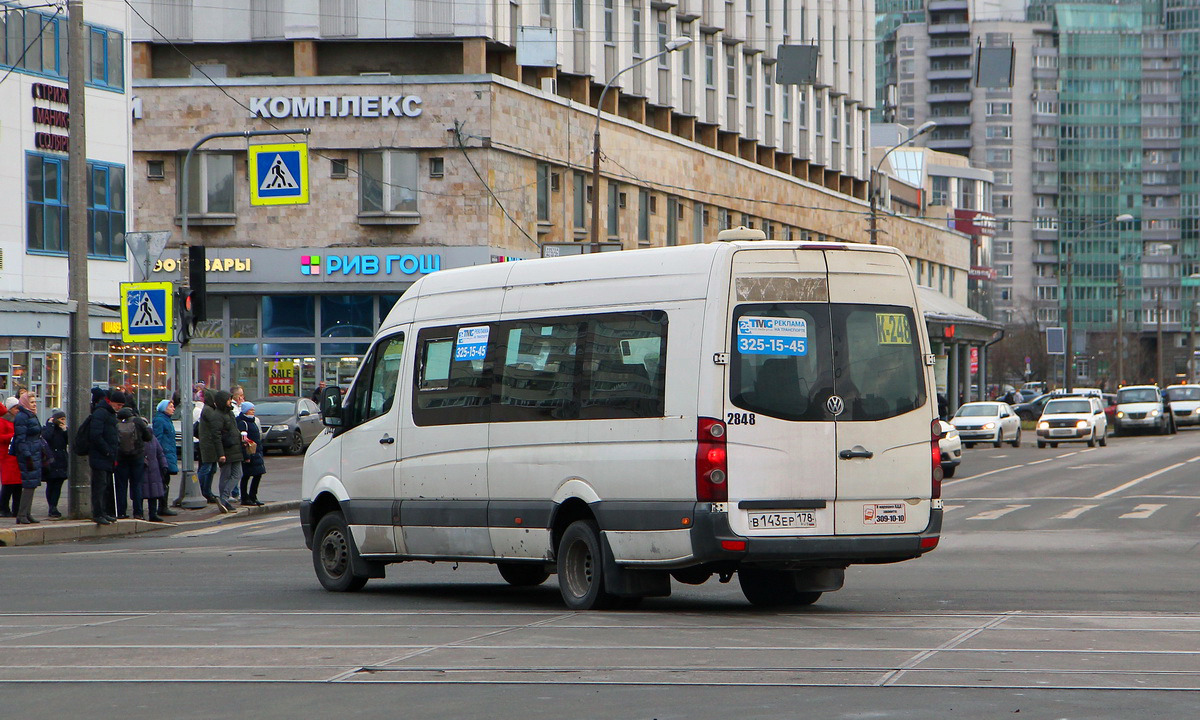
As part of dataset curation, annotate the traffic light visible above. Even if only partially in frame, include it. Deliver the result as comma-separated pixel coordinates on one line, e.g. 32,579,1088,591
189,245,207,321
178,288,195,345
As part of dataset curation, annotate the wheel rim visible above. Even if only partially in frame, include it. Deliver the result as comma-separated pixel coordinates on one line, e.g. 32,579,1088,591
320,528,350,579
562,536,595,599
291,433,303,453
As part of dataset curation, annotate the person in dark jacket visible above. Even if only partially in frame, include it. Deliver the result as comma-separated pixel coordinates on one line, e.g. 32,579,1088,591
210,390,244,514
88,390,124,524
41,409,69,519
12,392,43,524
238,402,266,506
0,396,21,518
115,406,152,519
139,433,168,522
151,399,179,517
197,390,222,503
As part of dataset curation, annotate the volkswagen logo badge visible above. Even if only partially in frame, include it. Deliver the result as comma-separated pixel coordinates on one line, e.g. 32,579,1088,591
826,395,845,416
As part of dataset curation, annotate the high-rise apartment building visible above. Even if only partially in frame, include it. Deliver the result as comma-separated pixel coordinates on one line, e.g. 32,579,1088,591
878,0,1200,384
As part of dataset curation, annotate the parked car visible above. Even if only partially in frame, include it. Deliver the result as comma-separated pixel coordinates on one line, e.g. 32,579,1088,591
1101,393,1119,424
1036,395,1108,448
1017,387,1041,403
251,397,323,454
1014,392,1055,422
938,420,962,479
1114,385,1175,436
1164,384,1200,427
949,401,1021,448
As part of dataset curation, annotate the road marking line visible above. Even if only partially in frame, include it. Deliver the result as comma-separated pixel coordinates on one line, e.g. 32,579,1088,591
1093,458,1199,498
1119,503,1166,519
1054,505,1097,520
1027,458,1053,465
1059,451,1079,459
176,515,293,537
241,522,300,537
966,504,1029,520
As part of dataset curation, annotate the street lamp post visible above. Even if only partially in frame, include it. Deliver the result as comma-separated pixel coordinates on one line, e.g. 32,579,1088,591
590,36,691,251
869,121,936,244
1064,213,1133,393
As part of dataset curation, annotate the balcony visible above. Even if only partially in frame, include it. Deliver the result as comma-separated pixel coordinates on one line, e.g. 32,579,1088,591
928,137,972,151
929,114,972,125
1032,252,1059,265
929,22,970,35
928,43,973,58
928,91,973,103
928,67,974,81
928,0,969,11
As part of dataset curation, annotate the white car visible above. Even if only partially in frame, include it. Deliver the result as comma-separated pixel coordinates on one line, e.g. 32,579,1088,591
950,401,1021,448
1164,384,1200,427
938,420,962,478
1037,396,1108,448
1114,385,1174,435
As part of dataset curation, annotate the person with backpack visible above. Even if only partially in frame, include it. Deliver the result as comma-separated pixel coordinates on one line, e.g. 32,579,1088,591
152,399,179,517
115,406,152,519
41,409,69,519
12,392,44,524
0,396,22,518
87,390,123,524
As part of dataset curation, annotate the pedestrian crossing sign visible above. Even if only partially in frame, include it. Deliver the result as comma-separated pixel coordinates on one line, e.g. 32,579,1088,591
248,142,309,206
120,282,174,343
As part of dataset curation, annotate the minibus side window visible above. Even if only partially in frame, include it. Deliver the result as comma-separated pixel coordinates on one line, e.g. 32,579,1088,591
580,312,667,419
832,305,926,422
413,325,492,426
343,333,405,431
494,319,584,421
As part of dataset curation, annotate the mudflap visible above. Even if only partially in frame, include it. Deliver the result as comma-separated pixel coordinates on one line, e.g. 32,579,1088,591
350,540,387,579
792,567,845,592
601,534,672,598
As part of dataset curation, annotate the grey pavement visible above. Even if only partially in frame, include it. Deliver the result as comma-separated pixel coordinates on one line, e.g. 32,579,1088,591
0,451,303,546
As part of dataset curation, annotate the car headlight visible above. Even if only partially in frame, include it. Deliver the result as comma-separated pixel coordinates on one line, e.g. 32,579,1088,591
1038,421,1049,430
1116,411,1124,418
982,422,996,430
1151,410,1160,417
1076,420,1089,428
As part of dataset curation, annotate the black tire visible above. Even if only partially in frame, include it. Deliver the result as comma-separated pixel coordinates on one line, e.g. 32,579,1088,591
1087,429,1096,448
1037,441,1046,448
556,520,617,610
286,430,304,455
738,567,822,608
992,433,1002,448
1011,428,1021,448
1170,418,1178,435
1050,442,1058,448
312,512,368,592
498,562,550,587
941,464,956,478
964,442,975,449
1099,427,1108,447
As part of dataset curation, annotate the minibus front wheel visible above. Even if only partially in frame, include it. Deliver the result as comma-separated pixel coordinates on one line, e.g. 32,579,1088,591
312,512,369,592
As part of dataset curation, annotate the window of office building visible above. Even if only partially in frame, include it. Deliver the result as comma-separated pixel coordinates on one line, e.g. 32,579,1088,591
359,150,418,216
27,153,125,259
573,172,587,229
179,152,234,216
637,188,650,243
0,6,123,90
536,162,550,222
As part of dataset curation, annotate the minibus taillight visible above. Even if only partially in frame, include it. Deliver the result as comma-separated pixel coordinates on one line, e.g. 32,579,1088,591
696,417,728,502
930,418,943,500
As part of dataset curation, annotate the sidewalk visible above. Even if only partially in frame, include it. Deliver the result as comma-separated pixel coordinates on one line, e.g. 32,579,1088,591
0,453,305,547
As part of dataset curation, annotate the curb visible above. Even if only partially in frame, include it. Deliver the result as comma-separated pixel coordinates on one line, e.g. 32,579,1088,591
0,500,301,547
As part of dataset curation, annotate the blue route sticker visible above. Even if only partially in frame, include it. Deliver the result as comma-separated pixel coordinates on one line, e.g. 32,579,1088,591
736,316,808,356
454,325,490,361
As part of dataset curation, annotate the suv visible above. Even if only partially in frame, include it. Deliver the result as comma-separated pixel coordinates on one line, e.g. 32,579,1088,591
1114,385,1175,435
1036,396,1108,448
1164,384,1200,427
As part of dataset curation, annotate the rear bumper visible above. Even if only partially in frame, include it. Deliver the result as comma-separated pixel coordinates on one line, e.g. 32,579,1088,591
688,504,942,567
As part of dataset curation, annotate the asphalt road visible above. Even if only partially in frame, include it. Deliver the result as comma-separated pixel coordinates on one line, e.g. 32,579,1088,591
2,429,1199,718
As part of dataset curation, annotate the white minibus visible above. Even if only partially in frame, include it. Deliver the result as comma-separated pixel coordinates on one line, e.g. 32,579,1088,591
301,232,944,609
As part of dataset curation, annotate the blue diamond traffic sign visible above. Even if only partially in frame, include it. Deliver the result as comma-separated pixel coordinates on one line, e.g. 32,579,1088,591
249,142,309,206
120,282,174,343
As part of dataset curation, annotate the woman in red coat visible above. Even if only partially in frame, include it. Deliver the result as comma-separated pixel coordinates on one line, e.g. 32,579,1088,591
0,396,22,518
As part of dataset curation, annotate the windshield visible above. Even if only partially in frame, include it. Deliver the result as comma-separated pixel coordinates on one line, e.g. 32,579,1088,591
955,405,999,418
1167,387,1200,401
1118,388,1160,404
252,401,295,415
1045,399,1091,414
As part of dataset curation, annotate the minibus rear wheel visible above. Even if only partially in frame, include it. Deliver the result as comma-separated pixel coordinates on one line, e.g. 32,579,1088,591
556,520,617,610
312,512,368,592
738,567,822,608
498,562,551,587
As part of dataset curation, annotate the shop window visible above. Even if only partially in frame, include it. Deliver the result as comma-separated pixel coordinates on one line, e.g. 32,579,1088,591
321,295,374,338
359,150,418,223
263,295,314,337
379,294,402,324
178,152,235,218
228,296,259,338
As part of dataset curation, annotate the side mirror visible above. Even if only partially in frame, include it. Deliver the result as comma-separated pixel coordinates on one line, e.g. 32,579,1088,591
299,409,311,417
320,386,343,427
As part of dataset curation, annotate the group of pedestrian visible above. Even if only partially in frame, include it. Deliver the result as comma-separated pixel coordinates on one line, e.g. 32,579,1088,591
195,384,267,514
0,382,268,524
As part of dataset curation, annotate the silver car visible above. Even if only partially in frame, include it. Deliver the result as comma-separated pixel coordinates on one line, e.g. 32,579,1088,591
251,397,322,455
950,401,1022,448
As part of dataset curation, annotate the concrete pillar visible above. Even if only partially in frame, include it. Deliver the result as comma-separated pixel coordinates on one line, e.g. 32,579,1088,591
947,343,959,417
132,42,153,79
293,40,318,77
463,38,488,74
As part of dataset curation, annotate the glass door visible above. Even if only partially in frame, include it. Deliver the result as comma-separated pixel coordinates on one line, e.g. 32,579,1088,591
195,356,224,397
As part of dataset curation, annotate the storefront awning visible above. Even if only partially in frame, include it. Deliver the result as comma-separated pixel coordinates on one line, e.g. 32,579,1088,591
918,286,1001,344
